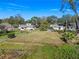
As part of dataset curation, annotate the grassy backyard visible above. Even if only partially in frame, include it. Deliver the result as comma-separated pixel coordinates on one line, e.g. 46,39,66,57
0,30,79,59
7,31,64,45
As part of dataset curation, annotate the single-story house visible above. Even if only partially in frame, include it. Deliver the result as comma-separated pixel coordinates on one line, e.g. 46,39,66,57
0,23,14,31
50,24,65,31
18,23,36,31
50,23,76,31
67,23,76,31
18,24,27,30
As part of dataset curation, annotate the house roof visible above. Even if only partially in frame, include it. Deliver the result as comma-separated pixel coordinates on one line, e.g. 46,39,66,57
0,23,14,27
58,24,64,26
19,23,35,28
0,23,14,30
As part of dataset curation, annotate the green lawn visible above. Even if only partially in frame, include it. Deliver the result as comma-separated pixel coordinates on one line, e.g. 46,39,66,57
0,30,79,59
7,31,64,45
0,42,26,50
19,44,79,59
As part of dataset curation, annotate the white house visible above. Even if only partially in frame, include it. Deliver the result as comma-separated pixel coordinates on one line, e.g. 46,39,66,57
26,23,35,30
50,23,76,31
67,23,76,31
18,23,36,31
50,24,65,31
18,24,26,30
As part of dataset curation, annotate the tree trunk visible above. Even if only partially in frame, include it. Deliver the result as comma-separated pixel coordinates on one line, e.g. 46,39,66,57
64,20,68,32
75,14,79,35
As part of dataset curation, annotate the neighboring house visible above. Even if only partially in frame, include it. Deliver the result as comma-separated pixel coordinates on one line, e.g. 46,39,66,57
26,23,35,30
18,24,27,30
0,23,14,31
50,23,76,31
0,25,5,31
67,23,76,31
18,23,35,31
50,24,65,31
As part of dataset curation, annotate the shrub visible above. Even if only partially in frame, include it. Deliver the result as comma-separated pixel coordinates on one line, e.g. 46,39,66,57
39,25,48,31
0,30,7,36
57,30,64,34
39,20,49,31
8,33,16,38
62,32,76,43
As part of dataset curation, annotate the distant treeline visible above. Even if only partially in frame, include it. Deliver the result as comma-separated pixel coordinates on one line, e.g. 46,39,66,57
0,14,77,28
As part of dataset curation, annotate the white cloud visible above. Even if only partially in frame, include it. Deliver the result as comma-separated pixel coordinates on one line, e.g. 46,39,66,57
1,2,30,11
50,9,59,11
0,2,30,12
66,9,72,12
5,3,30,9
8,3,25,8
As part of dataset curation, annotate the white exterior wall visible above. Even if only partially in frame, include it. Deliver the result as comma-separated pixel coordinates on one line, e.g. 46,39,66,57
18,23,35,31
59,26,65,30
26,27,35,30
51,24,65,30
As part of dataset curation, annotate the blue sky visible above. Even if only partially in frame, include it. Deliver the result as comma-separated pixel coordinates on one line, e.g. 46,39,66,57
0,0,76,20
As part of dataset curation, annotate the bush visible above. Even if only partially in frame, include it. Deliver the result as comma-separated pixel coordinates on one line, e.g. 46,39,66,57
39,25,48,31
8,33,16,38
39,20,49,31
0,30,7,36
62,32,76,43
57,30,64,34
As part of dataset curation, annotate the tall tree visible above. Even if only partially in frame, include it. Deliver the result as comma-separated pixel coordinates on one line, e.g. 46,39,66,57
39,20,49,31
30,16,41,28
57,14,72,24
47,16,57,24
0,19,3,24
61,0,79,33
15,14,25,24
2,14,25,27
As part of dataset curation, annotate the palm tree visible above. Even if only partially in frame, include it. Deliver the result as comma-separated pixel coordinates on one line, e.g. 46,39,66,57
61,0,79,33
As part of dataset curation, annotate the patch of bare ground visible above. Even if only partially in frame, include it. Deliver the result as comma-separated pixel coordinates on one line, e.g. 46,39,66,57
0,50,25,59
